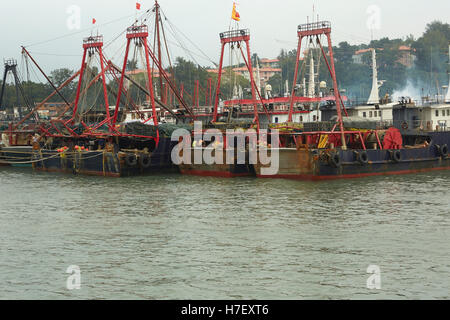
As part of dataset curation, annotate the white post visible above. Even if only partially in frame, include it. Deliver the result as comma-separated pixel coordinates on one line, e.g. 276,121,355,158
308,53,315,98
367,48,380,105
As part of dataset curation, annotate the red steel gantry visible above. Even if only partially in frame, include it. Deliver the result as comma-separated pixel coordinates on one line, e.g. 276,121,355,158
288,21,347,149
70,35,111,128
212,29,261,130
114,25,158,127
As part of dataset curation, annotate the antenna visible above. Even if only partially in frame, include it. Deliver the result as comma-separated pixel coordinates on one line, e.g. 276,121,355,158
445,44,450,103
313,4,315,23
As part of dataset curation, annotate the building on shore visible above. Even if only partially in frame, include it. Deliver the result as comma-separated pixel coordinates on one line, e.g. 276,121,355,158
352,46,416,68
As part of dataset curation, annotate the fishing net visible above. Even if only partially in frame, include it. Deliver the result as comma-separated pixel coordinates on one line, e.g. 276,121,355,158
205,119,255,131
122,122,193,138
157,123,193,136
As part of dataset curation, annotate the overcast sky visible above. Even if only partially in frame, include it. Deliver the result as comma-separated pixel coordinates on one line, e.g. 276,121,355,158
1,0,449,80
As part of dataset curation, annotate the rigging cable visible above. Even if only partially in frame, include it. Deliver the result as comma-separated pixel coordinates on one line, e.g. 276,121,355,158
161,10,217,67
24,14,138,48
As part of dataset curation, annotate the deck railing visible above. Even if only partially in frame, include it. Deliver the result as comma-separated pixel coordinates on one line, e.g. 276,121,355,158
219,29,250,40
298,21,331,32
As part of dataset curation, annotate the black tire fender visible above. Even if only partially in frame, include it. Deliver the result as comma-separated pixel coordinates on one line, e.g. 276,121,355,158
390,150,401,162
355,150,369,165
437,144,448,158
125,153,138,167
139,153,152,169
329,152,341,168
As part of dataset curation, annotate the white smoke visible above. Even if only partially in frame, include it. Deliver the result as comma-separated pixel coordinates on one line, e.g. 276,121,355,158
392,80,423,102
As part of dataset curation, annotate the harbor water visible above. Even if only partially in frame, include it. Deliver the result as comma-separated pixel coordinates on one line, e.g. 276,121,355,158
0,167,449,299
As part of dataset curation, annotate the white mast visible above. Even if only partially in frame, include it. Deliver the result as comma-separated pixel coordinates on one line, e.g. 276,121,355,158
445,44,450,103
284,80,289,97
307,53,316,98
154,84,159,100
232,84,238,100
367,48,381,105
255,60,261,95
302,78,306,97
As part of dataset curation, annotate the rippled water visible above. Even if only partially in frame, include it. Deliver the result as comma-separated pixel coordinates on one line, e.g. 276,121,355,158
0,167,449,299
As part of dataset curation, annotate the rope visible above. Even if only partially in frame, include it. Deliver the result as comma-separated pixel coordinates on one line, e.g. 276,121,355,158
0,150,106,160
25,13,137,48
162,11,216,66
27,52,81,57
0,152,60,164
164,19,202,67
0,154,35,160
70,152,105,161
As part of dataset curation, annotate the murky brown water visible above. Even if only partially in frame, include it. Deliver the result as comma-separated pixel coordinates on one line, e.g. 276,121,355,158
0,167,449,299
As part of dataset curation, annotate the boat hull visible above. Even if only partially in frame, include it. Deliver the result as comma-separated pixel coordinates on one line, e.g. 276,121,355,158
178,147,255,178
255,133,450,181
32,137,178,177
0,146,33,167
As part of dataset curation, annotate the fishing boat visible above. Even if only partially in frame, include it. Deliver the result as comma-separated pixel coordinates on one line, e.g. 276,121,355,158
177,10,350,178
2,1,198,175
31,126,179,177
254,21,450,180
26,13,194,177
177,27,263,178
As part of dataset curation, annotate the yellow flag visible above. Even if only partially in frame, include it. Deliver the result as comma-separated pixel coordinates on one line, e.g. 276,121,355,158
232,3,241,21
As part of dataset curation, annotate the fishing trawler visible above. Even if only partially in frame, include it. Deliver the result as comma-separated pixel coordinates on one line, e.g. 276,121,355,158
177,8,348,177
1,1,202,175
177,27,259,177
255,23,450,180
28,6,194,177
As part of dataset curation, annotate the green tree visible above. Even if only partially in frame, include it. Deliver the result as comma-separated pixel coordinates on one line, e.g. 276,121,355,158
413,21,450,73
49,68,74,87
267,73,283,96
126,59,138,71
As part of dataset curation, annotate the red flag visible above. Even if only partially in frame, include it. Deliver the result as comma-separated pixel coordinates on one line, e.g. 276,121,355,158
92,18,96,25
136,3,141,10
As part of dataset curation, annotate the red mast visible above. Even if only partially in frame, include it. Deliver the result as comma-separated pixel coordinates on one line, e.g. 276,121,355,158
288,21,347,149
212,29,260,130
70,35,111,128
114,25,158,127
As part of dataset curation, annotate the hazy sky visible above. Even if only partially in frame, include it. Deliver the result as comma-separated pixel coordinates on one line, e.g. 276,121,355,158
1,0,449,79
